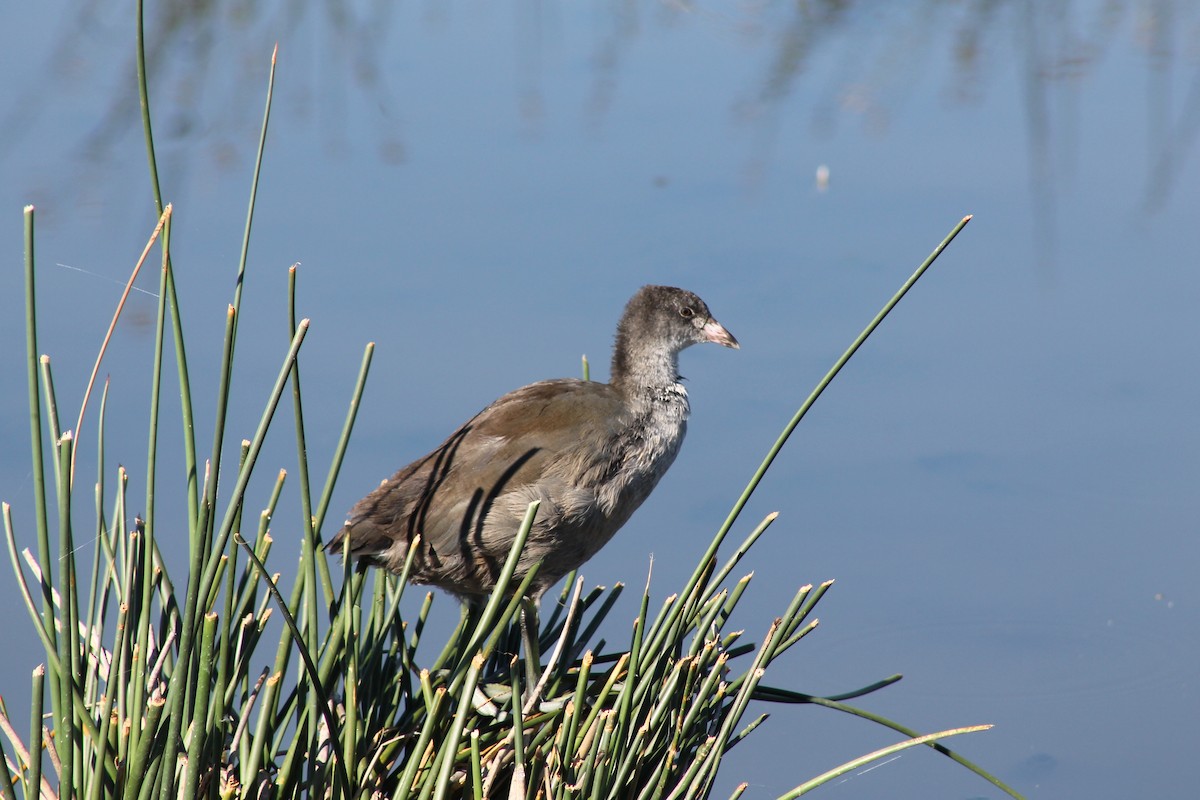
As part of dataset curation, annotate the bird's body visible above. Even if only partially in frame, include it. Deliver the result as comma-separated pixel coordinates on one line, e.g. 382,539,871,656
328,285,737,598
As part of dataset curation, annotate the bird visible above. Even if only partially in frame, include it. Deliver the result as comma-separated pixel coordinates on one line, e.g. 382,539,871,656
327,285,738,600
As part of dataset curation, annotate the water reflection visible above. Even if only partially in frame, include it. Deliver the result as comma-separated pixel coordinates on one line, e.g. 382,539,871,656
6,1,1197,223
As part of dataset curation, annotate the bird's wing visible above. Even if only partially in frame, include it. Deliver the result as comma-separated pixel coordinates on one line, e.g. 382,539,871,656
328,379,626,567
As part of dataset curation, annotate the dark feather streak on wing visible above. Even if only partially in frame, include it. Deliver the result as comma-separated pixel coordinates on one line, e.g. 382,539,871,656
328,379,626,566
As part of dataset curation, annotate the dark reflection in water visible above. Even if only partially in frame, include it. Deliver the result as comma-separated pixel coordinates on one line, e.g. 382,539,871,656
5,0,1198,235
1,0,408,175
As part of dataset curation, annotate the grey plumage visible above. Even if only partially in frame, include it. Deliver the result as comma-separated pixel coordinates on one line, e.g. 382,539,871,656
327,285,738,598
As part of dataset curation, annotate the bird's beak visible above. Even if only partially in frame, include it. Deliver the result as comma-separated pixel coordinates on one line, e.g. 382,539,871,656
702,319,740,349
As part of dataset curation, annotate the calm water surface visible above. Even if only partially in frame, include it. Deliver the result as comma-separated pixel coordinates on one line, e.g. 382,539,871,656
1,2,1197,798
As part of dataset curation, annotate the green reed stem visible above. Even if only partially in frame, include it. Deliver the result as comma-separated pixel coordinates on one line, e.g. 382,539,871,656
87,600,128,800
232,44,276,340
1,507,97,751
792,695,1022,798
314,341,375,597
285,267,321,674
22,206,55,665
135,215,170,766
28,664,44,800
82,386,111,712
431,654,485,800
241,673,280,791
393,687,446,799
779,725,992,798
54,432,77,800
157,320,309,800
200,301,238,564
139,0,198,531
236,529,350,794
182,613,219,798
714,215,973,567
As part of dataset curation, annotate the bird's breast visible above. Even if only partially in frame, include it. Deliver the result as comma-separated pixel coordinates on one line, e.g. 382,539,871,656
589,384,690,512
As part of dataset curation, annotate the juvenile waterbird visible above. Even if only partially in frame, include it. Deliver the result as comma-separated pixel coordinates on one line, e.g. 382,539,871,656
328,285,738,599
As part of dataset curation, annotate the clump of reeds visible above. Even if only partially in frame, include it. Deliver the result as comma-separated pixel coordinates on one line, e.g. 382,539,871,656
0,15,1021,800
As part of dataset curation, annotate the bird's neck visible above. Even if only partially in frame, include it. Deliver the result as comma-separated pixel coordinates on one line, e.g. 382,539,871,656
591,337,691,522
613,346,690,432
611,340,682,395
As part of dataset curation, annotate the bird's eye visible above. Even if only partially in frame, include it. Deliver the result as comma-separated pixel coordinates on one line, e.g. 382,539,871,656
679,307,695,319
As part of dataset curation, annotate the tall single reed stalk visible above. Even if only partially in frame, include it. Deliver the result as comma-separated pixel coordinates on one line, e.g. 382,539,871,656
0,10,1025,800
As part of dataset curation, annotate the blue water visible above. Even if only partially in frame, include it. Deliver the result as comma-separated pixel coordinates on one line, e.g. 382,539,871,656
1,2,1197,797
